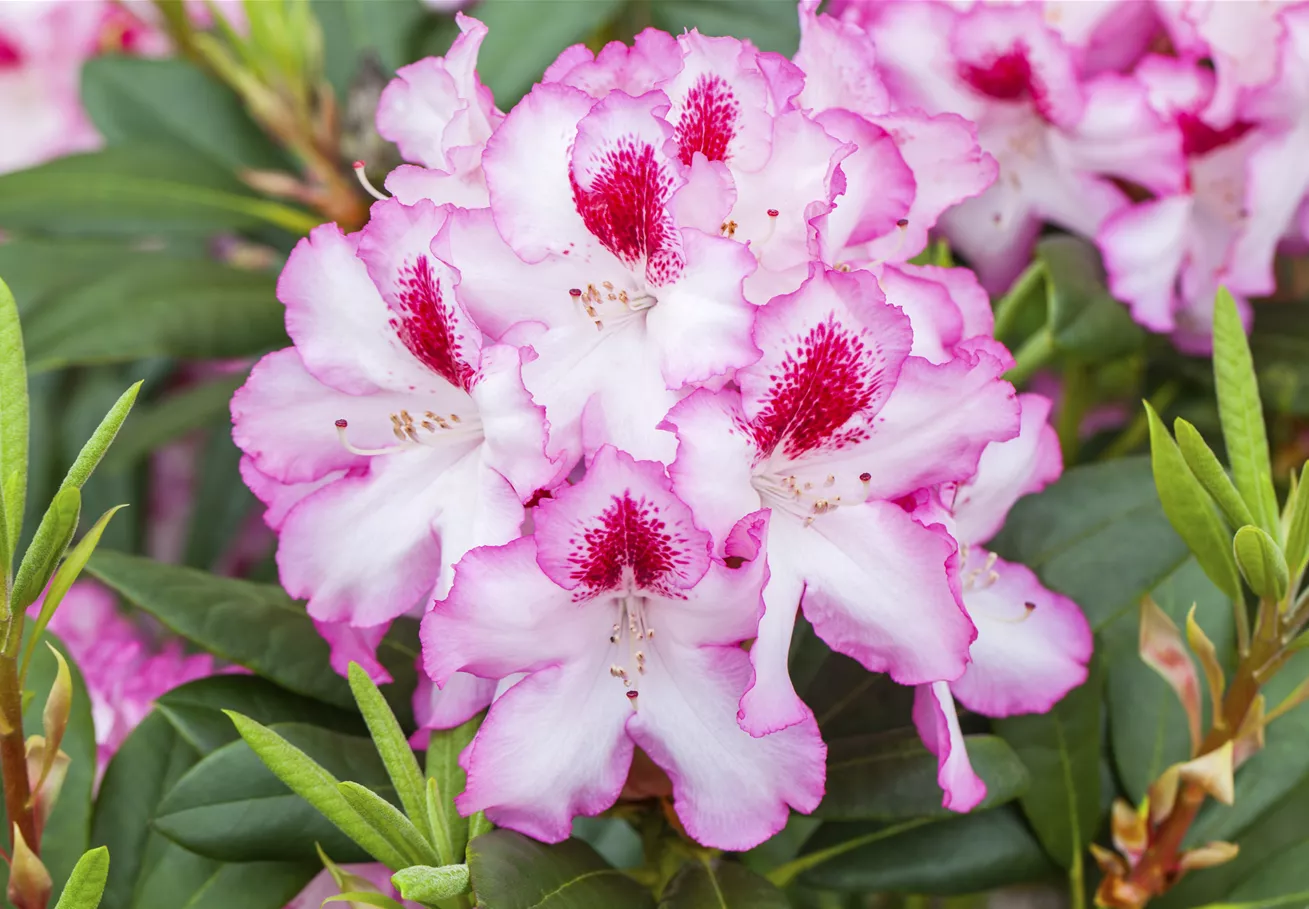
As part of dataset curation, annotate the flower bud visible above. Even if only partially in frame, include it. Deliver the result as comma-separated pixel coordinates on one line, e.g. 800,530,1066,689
7,825,51,909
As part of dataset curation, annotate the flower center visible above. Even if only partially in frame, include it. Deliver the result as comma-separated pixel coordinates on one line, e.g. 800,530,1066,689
566,281,657,332
750,466,853,527
334,409,483,457
607,595,654,709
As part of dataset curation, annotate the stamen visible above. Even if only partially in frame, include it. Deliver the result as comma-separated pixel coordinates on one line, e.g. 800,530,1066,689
870,218,910,268
759,208,780,245
352,161,390,201
335,418,412,457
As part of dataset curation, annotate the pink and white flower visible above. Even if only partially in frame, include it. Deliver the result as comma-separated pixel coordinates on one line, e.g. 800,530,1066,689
664,266,1020,737
232,198,562,631
422,446,825,849
910,394,1093,810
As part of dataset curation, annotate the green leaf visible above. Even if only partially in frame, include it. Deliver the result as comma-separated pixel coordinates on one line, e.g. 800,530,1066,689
52,847,109,909
793,807,1055,894
817,733,1029,820
1175,418,1256,530
391,864,471,903
649,1,801,54
0,144,318,235
1104,559,1234,803
23,504,126,682
157,674,363,757
791,619,915,738
60,380,142,492
1233,525,1289,601
104,373,246,470
994,662,1103,868
426,715,480,865
128,855,315,909
11,485,81,613
1145,402,1243,600
81,56,293,173
22,259,284,372
1249,300,1309,415
348,663,428,832
314,0,428,97
180,423,255,571
338,781,441,868
469,0,626,103
85,550,419,725
0,275,27,550
1038,235,1145,359
990,456,1192,630
166,716,408,867
467,830,655,909
0,632,97,903
1285,463,1309,578
658,858,787,908
323,894,405,909
1214,287,1280,538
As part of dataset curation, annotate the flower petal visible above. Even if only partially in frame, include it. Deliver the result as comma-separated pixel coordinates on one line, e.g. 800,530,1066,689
384,163,490,208
533,445,711,597
629,641,825,850
737,561,811,736
1098,194,1193,334
664,31,775,172
413,671,497,733
314,619,392,684
795,2,889,116
239,456,342,531
813,109,915,257
471,343,565,499
542,29,682,98
952,552,1092,717
954,393,1062,546
913,681,987,812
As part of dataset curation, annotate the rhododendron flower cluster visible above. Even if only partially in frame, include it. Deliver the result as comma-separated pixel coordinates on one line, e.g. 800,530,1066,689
233,8,1093,848
832,0,1309,351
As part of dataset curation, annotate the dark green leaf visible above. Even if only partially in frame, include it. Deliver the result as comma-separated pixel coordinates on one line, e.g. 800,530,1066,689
994,662,1103,868
471,0,626,104
104,373,246,470
1146,402,1242,599
467,830,655,909
85,550,419,725
314,0,428,97
0,274,27,549
181,424,257,571
1233,524,1288,601
22,259,284,372
791,620,914,738
796,807,1055,894
649,1,801,54
817,733,1028,820
1249,300,1309,415
155,721,399,865
990,457,1192,630
0,144,318,236
129,856,315,909
81,56,292,172
659,859,787,908
1038,236,1144,359
156,674,364,757
1213,287,1280,537
52,847,109,909
1104,559,1234,803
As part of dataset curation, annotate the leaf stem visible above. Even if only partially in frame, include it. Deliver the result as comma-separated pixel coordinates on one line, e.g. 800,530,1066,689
764,818,933,889
1005,329,1056,387
993,262,1048,345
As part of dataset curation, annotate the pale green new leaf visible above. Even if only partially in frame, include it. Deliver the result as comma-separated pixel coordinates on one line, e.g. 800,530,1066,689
1146,403,1242,600
426,715,480,864
322,894,405,909
0,276,27,553
22,505,126,683
58,381,141,493
1284,463,1309,578
390,864,471,903
11,485,81,614
51,846,109,909
1175,418,1256,530
347,663,427,834
1233,525,1289,602
337,782,441,869
224,711,409,870
1213,287,1280,538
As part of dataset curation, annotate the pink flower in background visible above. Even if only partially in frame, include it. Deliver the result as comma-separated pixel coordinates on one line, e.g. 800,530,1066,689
29,581,215,773
665,267,1018,737
422,447,824,849
910,394,1092,810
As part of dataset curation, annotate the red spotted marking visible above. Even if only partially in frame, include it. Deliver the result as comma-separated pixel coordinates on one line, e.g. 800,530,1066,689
571,137,680,274
675,74,739,165
751,315,896,459
568,492,696,597
391,256,475,391
0,34,22,68
960,48,1034,102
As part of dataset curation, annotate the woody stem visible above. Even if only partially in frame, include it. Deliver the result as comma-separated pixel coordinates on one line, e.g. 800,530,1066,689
0,649,36,857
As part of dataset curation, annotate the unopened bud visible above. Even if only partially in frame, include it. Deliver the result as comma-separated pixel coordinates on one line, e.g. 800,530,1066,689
1178,841,1240,871
39,643,72,790
7,824,51,909
1110,799,1148,866
25,735,69,830
1140,596,1201,754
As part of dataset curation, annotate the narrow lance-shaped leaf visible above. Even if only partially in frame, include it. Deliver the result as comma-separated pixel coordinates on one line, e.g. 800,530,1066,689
337,781,442,869
1283,462,1309,578
1233,525,1289,602
0,276,27,551
426,714,481,864
51,846,109,909
347,662,428,834
58,380,140,493
21,505,125,683
1140,596,1202,755
1186,605,1226,732
224,710,410,870
390,864,472,903
1175,418,1256,530
1145,403,1243,601
322,894,405,909
37,643,72,790
11,486,81,615
1213,287,1280,539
